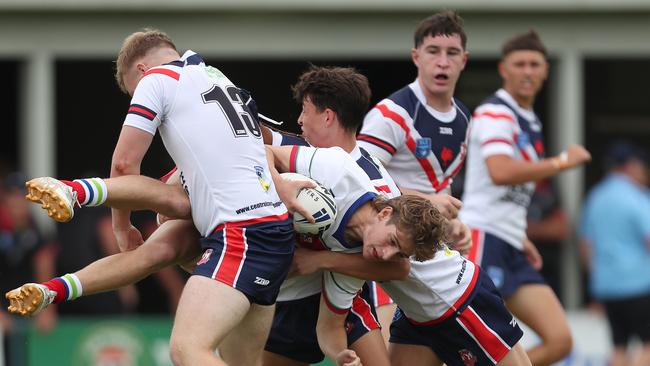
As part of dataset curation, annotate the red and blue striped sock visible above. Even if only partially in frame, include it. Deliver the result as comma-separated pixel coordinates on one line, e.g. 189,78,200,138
41,274,83,304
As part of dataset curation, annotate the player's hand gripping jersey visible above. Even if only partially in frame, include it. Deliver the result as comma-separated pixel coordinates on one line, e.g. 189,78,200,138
358,80,471,194
460,89,545,249
123,51,286,236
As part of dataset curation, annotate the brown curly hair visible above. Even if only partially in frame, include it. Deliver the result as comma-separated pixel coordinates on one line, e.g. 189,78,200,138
374,195,447,261
115,29,177,94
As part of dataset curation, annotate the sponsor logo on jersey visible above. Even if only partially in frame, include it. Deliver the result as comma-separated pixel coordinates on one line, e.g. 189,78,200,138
197,249,213,266
458,349,477,366
254,277,270,286
456,259,467,284
439,126,453,135
255,165,271,192
487,266,504,289
415,137,432,159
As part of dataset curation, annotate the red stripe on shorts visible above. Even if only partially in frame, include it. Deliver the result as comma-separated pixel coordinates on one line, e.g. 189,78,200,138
214,226,247,287
351,293,380,331
374,283,393,307
456,306,511,363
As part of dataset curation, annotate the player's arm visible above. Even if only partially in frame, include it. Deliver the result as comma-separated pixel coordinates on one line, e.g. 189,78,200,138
316,298,362,366
485,144,591,185
264,145,316,222
292,248,409,281
110,125,154,250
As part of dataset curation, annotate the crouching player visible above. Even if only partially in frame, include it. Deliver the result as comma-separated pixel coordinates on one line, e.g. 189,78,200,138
265,144,450,365
292,230,532,366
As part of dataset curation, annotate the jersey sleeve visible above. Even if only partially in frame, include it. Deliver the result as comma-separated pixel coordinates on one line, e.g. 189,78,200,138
322,271,365,313
270,129,309,147
357,105,404,164
471,104,518,158
123,69,175,135
288,146,351,187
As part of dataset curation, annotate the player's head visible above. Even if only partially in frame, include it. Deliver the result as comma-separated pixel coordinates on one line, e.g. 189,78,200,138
362,195,447,262
115,29,179,96
411,11,468,105
499,29,549,107
292,65,371,146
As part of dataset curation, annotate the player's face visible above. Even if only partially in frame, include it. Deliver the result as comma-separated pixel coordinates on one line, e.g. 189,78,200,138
411,34,467,105
362,208,414,261
499,50,548,107
298,97,329,147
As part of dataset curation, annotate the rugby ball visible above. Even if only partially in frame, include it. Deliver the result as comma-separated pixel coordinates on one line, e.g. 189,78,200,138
280,173,337,235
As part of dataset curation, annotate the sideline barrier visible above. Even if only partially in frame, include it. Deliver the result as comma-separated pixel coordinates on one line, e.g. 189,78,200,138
24,316,335,366
14,311,614,365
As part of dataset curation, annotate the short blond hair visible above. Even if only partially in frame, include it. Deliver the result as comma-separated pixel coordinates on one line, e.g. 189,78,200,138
114,29,177,93
374,195,447,261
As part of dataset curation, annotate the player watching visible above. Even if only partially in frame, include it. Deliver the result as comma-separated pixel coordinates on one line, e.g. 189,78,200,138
459,30,591,365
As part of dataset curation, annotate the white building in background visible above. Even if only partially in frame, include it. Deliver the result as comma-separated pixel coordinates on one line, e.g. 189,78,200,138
2,0,650,308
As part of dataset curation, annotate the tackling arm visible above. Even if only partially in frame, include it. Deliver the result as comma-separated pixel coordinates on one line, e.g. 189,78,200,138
110,125,154,250
292,248,409,281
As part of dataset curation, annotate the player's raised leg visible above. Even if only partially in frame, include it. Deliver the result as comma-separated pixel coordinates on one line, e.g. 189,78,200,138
26,175,190,222
5,219,200,316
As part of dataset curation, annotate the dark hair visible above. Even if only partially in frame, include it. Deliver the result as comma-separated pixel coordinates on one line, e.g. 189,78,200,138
604,141,648,170
292,66,371,133
374,195,447,262
413,11,467,49
501,29,547,58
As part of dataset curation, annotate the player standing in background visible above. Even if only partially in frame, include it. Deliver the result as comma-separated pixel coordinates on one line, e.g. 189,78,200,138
357,11,473,346
459,30,591,365
357,11,472,253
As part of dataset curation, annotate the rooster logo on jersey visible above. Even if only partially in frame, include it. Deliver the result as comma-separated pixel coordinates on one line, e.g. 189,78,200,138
458,349,477,366
441,146,454,167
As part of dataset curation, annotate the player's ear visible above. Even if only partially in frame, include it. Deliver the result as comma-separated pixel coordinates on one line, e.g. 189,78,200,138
411,48,420,67
136,63,148,74
378,206,393,221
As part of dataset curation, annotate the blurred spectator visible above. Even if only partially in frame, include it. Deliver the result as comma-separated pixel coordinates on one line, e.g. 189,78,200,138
579,141,650,366
0,172,58,365
526,178,570,300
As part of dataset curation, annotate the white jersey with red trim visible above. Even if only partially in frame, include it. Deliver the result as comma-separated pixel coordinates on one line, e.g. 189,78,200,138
276,145,400,312
382,245,478,324
123,51,286,236
459,89,546,250
358,80,471,194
